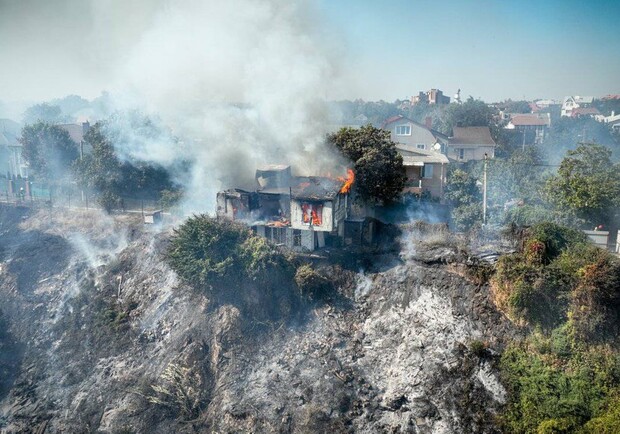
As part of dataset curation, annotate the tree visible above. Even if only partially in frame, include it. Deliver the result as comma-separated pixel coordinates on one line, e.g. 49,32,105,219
445,97,494,131
545,144,620,228
328,125,406,204
73,120,180,211
444,168,483,230
19,122,79,182
22,103,68,125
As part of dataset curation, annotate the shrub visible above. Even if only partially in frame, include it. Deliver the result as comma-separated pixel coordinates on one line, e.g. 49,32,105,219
527,223,586,263
167,215,294,297
294,264,332,299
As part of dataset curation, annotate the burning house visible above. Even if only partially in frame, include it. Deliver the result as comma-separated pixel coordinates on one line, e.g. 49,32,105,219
217,165,359,251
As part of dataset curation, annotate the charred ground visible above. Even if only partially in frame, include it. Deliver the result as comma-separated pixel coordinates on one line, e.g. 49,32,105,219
0,205,518,433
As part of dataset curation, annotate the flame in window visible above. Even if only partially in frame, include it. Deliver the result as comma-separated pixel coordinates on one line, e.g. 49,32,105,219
301,203,322,226
338,169,355,194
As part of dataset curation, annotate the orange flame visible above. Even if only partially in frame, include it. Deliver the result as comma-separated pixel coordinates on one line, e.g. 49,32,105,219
338,169,355,194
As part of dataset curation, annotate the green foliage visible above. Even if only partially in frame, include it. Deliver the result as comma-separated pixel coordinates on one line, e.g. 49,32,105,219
19,122,79,182
328,125,406,204
469,340,488,357
167,215,293,295
542,118,619,163
73,120,179,210
159,189,183,210
528,222,587,263
445,97,494,131
500,99,533,114
22,103,68,125
497,222,620,433
445,168,482,231
499,343,620,433
545,144,620,227
294,264,332,299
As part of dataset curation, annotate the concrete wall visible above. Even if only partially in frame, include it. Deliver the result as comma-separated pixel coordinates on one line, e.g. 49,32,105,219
403,164,445,199
447,145,495,162
387,121,438,150
584,230,609,249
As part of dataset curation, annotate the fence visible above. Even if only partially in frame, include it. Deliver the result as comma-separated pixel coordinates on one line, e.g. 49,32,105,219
2,177,168,214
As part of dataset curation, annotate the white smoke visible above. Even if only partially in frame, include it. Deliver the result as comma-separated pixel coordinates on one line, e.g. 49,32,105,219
97,0,347,212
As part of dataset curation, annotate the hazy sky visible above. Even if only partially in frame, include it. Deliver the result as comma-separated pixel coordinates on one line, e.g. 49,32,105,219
0,0,618,104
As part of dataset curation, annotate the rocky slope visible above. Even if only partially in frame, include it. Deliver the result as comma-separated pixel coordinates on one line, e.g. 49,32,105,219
0,206,517,433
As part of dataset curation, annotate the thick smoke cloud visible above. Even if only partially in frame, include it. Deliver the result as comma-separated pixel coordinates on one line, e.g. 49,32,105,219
1,0,348,212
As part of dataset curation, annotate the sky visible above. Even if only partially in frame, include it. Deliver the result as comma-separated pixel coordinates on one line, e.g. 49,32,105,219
0,0,618,105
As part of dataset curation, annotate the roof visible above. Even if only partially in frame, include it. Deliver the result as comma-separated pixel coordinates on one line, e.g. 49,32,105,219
510,113,550,127
450,126,496,146
572,107,600,116
57,123,87,144
564,96,594,104
395,144,449,165
382,115,449,141
290,176,342,201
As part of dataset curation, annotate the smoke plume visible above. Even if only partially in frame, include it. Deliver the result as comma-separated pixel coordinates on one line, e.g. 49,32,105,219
1,0,349,212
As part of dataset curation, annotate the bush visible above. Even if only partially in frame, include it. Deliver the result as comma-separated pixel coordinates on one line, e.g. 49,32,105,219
527,222,586,263
167,215,294,296
294,264,332,299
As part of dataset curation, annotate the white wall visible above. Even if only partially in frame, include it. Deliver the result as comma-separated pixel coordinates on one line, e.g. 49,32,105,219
291,199,334,232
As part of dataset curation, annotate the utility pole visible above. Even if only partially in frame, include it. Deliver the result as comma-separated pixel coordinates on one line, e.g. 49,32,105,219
483,153,488,225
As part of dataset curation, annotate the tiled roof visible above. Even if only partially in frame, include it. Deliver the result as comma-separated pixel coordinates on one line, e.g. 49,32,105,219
450,127,496,146
510,114,550,127
572,107,600,116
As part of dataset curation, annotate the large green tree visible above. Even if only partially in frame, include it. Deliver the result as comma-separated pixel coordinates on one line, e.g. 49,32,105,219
545,144,620,227
444,168,482,230
19,122,79,182
22,103,68,125
73,120,178,211
328,125,406,204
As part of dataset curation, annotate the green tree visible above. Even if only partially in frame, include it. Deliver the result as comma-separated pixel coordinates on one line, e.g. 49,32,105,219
22,103,68,125
444,168,482,230
19,122,79,182
167,215,294,296
445,97,494,131
328,125,406,204
73,120,179,211
545,144,620,227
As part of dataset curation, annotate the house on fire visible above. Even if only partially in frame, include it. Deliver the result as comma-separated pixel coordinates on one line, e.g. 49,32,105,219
217,165,366,251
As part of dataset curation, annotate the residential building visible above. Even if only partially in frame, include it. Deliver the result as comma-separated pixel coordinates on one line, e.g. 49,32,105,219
396,144,449,200
216,165,364,251
382,115,449,152
570,107,600,118
58,121,91,156
505,113,551,144
381,115,450,200
412,89,451,105
0,119,26,178
561,96,594,117
448,126,496,162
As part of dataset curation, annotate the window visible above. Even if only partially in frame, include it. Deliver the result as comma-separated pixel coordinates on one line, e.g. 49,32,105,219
416,144,425,150
423,164,433,178
395,124,411,135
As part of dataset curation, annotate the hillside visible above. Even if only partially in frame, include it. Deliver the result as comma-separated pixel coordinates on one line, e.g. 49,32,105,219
0,206,517,433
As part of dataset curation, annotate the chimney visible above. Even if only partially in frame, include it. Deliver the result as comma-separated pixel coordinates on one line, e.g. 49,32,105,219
425,117,433,129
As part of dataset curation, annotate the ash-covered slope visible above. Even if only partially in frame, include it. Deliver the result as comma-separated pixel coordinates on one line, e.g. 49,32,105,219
0,206,515,433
